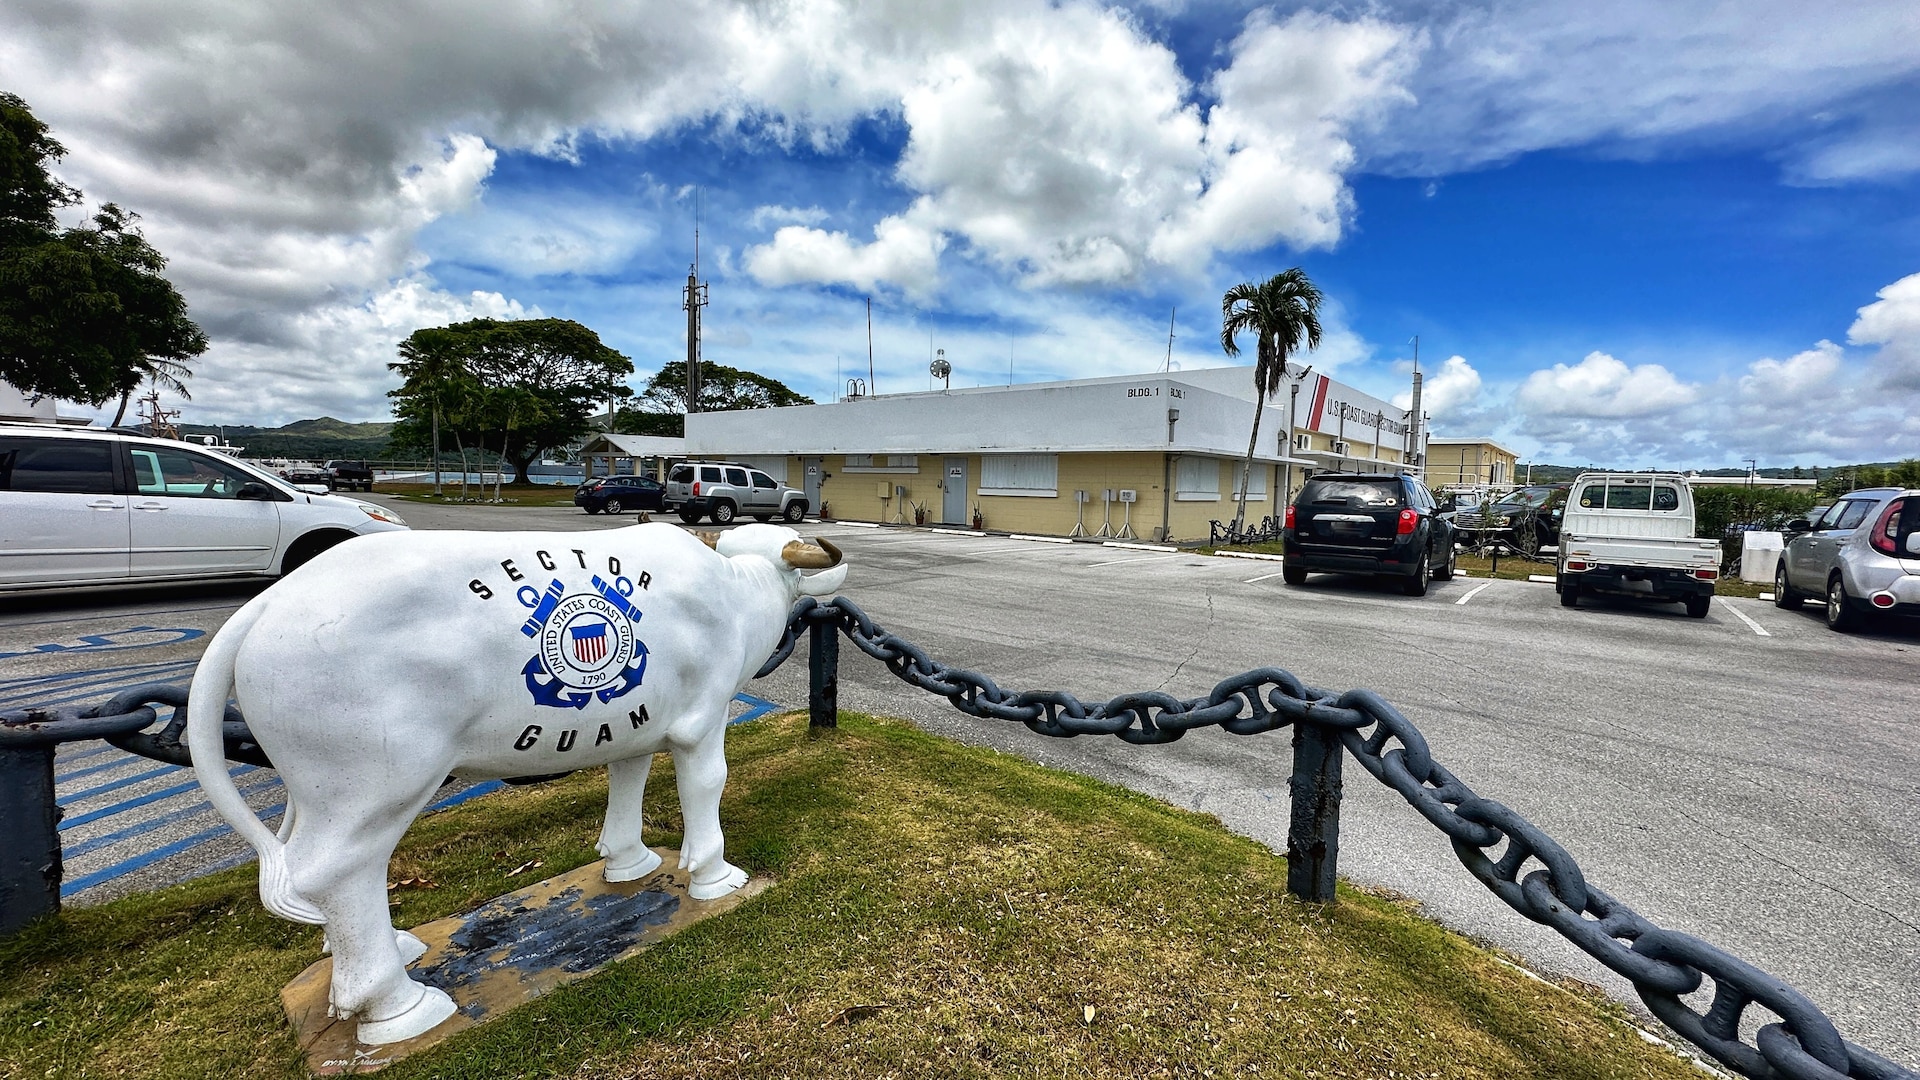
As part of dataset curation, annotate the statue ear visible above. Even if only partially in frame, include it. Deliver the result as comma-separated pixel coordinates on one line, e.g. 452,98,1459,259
696,531,721,549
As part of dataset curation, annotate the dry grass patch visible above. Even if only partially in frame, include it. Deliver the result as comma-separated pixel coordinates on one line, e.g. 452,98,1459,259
3,712,1700,1080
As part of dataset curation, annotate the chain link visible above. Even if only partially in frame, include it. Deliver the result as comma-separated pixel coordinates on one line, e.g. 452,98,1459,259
754,596,1915,1080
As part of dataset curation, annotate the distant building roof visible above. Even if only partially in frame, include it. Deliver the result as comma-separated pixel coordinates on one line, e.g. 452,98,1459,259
1426,437,1519,457
577,433,687,458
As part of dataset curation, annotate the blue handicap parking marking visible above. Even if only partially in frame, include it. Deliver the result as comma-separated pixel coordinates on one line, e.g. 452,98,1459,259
50,688,788,902
0,626,206,662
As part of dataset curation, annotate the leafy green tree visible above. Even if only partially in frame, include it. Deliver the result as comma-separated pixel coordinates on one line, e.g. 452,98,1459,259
1221,267,1323,533
389,317,632,486
0,93,206,410
611,359,814,438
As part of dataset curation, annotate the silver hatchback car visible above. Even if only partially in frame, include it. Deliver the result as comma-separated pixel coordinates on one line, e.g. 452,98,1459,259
1775,488,1920,631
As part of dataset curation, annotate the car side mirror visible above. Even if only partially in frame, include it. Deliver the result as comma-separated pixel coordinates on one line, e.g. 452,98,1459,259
1784,518,1811,533
236,481,277,501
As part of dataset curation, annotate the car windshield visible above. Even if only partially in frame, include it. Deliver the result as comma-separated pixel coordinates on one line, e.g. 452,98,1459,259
1496,486,1558,508
1304,480,1399,507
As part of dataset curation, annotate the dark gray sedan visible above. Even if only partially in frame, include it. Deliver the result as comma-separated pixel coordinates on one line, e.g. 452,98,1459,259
1775,487,1920,630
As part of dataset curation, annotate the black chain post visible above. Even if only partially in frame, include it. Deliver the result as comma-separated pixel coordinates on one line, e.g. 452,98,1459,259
0,745,61,933
808,618,839,728
1286,718,1342,902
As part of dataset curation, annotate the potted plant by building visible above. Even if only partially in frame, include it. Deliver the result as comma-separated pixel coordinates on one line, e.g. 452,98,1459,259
911,500,928,526
820,500,832,521
972,505,985,531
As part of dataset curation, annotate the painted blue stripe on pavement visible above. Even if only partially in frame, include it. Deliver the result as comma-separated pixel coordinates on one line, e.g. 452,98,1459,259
425,781,504,814
63,763,180,803
0,658,198,692
730,693,780,726
58,752,155,785
60,765,259,831
61,805,285,898
0,662,199,707
53,743,122,770
64,774,284,859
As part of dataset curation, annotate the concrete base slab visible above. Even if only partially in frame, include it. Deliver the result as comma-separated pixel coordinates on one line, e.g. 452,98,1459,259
281,849,769,1075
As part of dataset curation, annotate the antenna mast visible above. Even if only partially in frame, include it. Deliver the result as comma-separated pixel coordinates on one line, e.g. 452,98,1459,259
682,189,708,414
1164,307,1176,372
867,297,875,395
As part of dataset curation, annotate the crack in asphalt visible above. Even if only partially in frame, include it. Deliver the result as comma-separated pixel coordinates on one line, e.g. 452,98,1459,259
1153,590,1214,695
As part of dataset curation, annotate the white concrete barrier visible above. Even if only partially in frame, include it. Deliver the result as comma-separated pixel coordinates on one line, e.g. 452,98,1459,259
1740,531,1784,582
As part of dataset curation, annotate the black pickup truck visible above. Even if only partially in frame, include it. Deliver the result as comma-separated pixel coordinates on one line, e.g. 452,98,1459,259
323,459,375,492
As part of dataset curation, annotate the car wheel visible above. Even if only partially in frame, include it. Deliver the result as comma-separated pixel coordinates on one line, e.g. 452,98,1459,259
1433,546,1455,580
605,498,624,515
1773,563,1799,609
711,500,736,524
1402,550,1430,596
677,508,701,524
1826,576,1861,632
1560,581,1579,607
1281,565,1307,585
783,501,806,524
1685,594,1711,619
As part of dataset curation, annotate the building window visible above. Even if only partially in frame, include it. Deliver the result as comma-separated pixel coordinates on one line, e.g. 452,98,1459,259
842,453,918,473
844,454,872,467
979,453,1057,497
1230,463,1267,502
886,454,917,468
1175,457,1221,501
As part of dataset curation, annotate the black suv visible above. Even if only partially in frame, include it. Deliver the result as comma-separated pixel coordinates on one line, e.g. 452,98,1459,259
1446,483,1569,554
1282,473,1456,596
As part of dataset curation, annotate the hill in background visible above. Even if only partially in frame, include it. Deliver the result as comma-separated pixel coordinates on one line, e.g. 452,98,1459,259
178,416,394,461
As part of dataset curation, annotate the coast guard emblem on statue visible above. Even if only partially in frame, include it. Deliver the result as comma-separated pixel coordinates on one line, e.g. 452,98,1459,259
519,575,648,709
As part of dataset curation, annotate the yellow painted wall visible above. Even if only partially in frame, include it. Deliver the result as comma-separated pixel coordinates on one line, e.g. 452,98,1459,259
1426,442,1518,486
802,451,1283,542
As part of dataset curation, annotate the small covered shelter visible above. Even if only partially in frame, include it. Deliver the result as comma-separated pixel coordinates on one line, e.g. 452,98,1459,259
576,433,686,481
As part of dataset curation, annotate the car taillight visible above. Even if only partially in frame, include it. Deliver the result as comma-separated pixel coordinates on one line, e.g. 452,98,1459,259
1693,568,1718,580
1871,592,1895,608
1284,505,1296,530
1397,509,1418,535
692,481,701,497
1869,501,1902,556
1565,559,1587,571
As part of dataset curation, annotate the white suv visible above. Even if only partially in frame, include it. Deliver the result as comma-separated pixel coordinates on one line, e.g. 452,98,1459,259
0,422,409,591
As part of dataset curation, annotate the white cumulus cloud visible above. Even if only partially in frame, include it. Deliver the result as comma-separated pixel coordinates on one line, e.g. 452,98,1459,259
1847,271,1920,390
1516,351,1699,418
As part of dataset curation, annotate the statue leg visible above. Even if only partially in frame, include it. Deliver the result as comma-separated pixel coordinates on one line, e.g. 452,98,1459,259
285,777,456,1045
670,719,747,901
598,754,662,882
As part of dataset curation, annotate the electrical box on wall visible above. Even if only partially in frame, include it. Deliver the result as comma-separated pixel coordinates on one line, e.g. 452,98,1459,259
895,484,909,498
1075,489,1089,503
877,481,893,498
1118,489,1138,503
1104,488,1115,501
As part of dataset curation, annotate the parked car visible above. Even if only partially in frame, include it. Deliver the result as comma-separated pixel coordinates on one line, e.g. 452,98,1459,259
1281,472,1456,596
281,465,332,493
1447,483,1571,554
662,461,809,524
1555,473,1721,618
323,459,375,492
1774,487,1920,631
0,422,409,591
575,474,666,515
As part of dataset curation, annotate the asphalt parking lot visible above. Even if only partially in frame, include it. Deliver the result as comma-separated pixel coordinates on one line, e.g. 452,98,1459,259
3,497,1916,1068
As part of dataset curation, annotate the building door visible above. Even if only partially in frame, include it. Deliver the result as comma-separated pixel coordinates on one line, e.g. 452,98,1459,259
802,457,823,512
942,457,967,524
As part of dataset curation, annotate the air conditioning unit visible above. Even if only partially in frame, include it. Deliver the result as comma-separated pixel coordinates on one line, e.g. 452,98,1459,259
1331,439,1351,455
1293,433,1313,451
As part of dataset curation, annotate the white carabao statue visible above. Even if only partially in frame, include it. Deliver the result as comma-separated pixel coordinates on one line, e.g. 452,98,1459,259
187,523,845,1044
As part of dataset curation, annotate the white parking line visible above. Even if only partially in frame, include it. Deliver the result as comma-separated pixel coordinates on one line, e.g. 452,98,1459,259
1723,601,1772,637
1455,581,1496,606
1244,571,1289,584
1087,554,1183,569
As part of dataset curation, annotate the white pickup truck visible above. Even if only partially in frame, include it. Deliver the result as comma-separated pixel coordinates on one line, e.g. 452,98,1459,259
1555,472,1722,618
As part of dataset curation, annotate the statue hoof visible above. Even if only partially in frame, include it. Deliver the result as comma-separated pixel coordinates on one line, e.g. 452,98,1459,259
395,929,429,966
603,847,663,883
356,983,456,1045
688,862,748,901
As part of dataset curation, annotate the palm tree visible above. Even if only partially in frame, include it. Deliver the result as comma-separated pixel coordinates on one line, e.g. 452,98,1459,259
108,356,193,427
1220,268,1323,535
390,329,467,495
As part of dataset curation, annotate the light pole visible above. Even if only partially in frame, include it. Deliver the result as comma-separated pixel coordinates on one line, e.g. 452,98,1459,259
1285,364,1313,503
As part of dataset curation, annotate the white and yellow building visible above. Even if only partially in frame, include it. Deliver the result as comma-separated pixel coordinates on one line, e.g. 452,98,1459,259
684,365,1422,543
1424,437,1520,488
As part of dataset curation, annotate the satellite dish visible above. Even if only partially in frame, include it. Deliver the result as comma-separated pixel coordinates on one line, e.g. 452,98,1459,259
930,351,951,388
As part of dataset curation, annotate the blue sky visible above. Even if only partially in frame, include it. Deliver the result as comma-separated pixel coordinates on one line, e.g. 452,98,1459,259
8,0,1919,466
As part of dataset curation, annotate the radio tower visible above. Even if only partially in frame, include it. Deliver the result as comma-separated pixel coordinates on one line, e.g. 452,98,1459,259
682,190,709,413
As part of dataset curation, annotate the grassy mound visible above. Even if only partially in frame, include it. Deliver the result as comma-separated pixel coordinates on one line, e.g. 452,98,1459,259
0,712,1698,1079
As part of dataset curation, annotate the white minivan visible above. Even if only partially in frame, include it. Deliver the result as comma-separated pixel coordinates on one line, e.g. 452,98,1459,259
0,422,408,591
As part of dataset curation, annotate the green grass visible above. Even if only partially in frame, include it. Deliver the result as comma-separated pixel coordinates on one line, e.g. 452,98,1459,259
380,482,585,508
0,713,1703,1080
